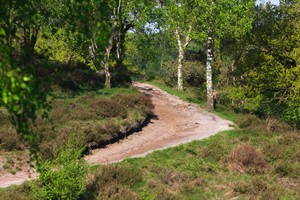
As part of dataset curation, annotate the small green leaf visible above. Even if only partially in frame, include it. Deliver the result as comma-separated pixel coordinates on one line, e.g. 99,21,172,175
2,91,8,104
0,28,5,36
21,83,27,89
23,76,31,81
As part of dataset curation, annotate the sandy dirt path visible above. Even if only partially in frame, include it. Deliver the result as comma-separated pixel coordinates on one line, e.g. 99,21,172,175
86,82,234,164
0,82,233,188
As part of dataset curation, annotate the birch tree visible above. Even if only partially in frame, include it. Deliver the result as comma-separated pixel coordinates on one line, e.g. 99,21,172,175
159,0,199,90
195,0,256,111
104,1,120,88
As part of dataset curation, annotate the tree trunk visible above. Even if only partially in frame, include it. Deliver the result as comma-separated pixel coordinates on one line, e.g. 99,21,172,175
175,28,184,91
104,10,117,89
116,22,123,66
174,27,191,91
116,23,132,69
206,30,214,111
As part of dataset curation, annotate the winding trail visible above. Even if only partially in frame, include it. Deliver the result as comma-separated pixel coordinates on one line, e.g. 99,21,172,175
86,82,234,164
0,82,233,188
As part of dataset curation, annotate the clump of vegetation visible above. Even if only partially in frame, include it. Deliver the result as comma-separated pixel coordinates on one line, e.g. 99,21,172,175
226,144,268,173
90,99,127,119
32,135,88,200
84,165,142,200
111,93,154,117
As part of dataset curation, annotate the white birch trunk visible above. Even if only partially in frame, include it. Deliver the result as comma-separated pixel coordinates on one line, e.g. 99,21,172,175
175,28,184,91
175,27,191,91
104,9,117,89
116,0,122,66
206,31,214,111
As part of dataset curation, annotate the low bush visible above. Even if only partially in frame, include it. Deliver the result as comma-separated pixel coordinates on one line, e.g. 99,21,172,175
145,180,180,200
233,177,268,196
265,117,293,134
111,93,154,116
32,135,88,200
161,61,205,88
0,127,23,151
226,144,268,173
0,88,153,160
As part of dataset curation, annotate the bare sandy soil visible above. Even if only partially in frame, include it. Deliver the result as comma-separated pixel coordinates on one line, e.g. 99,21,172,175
0,82,233,188
86,82,234,164
0,153,37,188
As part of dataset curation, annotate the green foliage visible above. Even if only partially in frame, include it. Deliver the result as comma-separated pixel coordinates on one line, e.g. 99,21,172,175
161,60,206,88
192,0,256,47
222,1,300,127
32,134,88,200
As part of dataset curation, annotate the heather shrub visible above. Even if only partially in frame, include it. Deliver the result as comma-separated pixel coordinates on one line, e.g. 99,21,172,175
87,165,142,199
233,177,296,199
96,185,140,200
111,93,154,116
91,165,142,189
90,99,127,119
198,137,229,162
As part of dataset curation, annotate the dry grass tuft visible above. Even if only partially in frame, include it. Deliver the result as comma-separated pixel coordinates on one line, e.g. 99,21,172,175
226,144,268,173
158,169,190,186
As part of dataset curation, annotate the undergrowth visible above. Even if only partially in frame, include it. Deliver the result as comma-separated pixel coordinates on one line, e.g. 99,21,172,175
0,87,153,159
